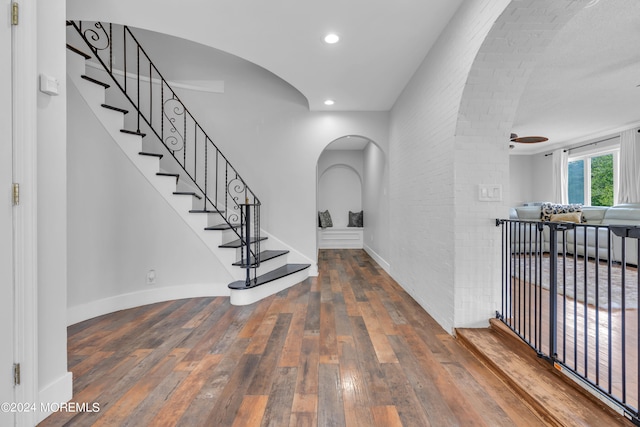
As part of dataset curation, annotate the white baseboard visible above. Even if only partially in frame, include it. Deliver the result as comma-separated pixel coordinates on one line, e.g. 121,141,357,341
364,244,390,274
37,371,73,424
67,283,230,326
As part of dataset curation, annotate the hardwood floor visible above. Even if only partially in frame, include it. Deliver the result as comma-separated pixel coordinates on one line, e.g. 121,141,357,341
40,249,549,426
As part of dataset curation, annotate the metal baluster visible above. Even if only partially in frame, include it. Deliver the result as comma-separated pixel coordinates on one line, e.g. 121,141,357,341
215,150,219,212
595,226,600,386
548,224,558,362
245,204,251,287
161,82,164,144
149,62,152,125
621,235,627,403
574,229,580,368
561,229,567,363
535,223,548,351
225,163,228,221
607,228,613,394
204,137,208,211
109,23,113,73
136,46,140,133
183,111,187,169
193,124,197,189
583,227,588,376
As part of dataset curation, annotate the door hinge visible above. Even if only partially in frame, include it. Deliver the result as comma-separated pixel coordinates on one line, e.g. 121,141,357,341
13,363,20,386
11,3,18,26
12,183,19,206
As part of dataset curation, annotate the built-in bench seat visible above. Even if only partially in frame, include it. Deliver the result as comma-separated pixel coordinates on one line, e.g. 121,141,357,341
317,227,363,249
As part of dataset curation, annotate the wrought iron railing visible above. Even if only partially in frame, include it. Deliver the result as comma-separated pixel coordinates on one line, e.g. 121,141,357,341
70,21,261,286
497,218,640,424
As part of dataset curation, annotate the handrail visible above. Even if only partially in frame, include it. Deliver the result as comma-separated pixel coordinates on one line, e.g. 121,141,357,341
70,21,261,285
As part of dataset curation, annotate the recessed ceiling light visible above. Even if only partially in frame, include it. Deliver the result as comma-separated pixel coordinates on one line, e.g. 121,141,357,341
324,99,335,106
324,33,340,44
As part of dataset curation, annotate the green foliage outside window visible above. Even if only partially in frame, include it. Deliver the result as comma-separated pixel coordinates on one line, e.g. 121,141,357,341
590,154,613,206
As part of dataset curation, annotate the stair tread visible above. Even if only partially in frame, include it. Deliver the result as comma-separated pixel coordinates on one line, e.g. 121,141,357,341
121,129,146,137
228,264,310,289
173,191,203,200
232,250,289,267
102,104,129,114
139,152,163,159
205,223,240,231
81,75,110,88
66,44,91,59
189,209,224,214
219,236,268,248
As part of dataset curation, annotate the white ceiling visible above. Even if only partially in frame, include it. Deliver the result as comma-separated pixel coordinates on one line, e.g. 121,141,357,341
510,0,640,154
67,0,463,111
67,0,640,152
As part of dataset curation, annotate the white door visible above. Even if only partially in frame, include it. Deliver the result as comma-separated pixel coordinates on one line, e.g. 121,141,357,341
0,1,16,425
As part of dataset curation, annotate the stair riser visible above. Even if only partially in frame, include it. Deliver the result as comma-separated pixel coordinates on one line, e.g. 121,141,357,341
230,254,289,281
230,242,271,260
229,269,308,306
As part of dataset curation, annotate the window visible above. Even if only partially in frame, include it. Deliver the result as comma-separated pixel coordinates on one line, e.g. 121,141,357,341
568,148,618,206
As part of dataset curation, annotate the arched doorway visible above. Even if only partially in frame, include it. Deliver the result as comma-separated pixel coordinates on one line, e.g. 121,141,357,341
451,0,587,327
316,136,389,268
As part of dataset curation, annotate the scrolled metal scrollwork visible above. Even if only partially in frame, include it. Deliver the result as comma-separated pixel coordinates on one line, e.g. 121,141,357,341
163,98,185,151
228,177,247,197
227,176,249,223
82,22,110,51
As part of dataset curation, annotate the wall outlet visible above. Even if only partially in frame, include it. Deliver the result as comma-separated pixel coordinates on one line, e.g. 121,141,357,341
146,270,156,285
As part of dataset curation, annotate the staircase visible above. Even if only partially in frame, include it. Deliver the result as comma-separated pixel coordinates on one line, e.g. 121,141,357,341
66,21,310,306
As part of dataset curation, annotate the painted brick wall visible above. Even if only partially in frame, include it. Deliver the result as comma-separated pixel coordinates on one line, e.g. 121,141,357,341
389,0,586,332
389,0,511,332
453,0,585,328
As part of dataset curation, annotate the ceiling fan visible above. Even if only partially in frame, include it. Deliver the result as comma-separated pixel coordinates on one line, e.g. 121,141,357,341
510,133,548,144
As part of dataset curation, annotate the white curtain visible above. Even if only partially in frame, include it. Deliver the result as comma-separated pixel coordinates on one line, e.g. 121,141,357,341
618,129,640,203
552,148,568,204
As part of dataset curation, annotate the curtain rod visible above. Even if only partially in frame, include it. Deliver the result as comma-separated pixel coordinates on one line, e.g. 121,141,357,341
543,135,621,157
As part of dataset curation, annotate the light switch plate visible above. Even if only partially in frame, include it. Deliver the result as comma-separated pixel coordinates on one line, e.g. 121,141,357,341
478,184,502,202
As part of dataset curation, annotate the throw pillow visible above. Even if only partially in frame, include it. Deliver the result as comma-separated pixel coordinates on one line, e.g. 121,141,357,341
348,210,363,227
318,210,333,228
541,202,583,222
549,212,582,223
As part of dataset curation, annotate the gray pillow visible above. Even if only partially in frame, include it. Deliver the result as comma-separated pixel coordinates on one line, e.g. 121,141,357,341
318,210,333,228
348,210,363,227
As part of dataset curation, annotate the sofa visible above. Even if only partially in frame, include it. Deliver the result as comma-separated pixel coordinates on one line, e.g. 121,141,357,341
509,203,640,266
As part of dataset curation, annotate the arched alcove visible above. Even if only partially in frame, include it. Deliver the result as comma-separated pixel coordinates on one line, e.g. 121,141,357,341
316,135,388,256
318,164,362,227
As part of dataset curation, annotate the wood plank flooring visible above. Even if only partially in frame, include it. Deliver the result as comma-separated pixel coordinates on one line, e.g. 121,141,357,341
40,249,550,426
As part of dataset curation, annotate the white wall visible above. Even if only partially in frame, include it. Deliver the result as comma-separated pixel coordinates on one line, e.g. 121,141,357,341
67,80,233,323
531,153,554,203
388,0,512,332
363,142,389,269
37,0,73,418
106,29,389,266
318,150,363,227
509,155,535,206
388,0,584,332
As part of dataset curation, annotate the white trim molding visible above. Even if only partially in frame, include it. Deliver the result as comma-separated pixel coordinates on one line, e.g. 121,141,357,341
12,3,39,426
